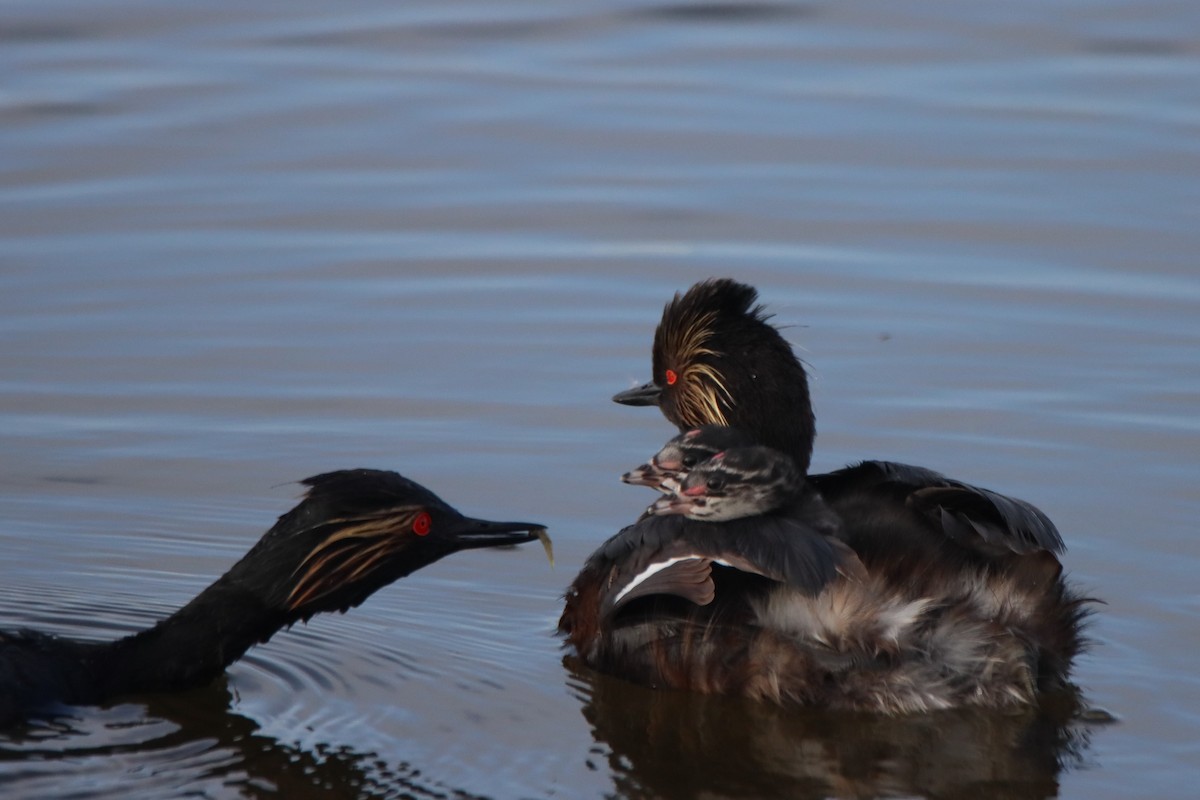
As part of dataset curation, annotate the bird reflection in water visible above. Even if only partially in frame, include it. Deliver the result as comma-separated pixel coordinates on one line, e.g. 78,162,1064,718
0,678,494,800
567,658,1099,800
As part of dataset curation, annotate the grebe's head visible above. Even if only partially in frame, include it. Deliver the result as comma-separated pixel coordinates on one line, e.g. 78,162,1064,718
613,279,816,472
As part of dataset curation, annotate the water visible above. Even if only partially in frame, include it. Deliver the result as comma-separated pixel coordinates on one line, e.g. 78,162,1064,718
1,0,1197,797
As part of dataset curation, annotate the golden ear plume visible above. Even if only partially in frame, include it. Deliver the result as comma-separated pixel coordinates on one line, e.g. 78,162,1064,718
659,308,734,428
286,508,420,611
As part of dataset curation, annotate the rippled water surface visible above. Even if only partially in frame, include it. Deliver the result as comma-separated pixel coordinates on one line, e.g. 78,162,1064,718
2,1,1198,798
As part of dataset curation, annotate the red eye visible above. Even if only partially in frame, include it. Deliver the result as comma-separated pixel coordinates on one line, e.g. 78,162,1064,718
665,369,678,386
412,512,432,536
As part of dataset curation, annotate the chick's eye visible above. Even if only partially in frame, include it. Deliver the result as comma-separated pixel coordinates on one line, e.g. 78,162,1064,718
412,512,432,536
706,476,725,493
681,456,697,468
664,369,678,386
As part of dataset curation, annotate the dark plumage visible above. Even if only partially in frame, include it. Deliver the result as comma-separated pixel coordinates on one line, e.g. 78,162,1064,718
560,448,850,700
0,469,545,727
561,279,1091,713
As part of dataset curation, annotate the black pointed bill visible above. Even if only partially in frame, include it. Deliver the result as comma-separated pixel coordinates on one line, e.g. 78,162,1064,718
449,516,546,550
613,381,662,406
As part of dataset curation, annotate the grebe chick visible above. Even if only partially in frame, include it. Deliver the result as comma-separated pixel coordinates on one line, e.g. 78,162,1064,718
649,445,803,522
622,425,752,494
0,469,546,727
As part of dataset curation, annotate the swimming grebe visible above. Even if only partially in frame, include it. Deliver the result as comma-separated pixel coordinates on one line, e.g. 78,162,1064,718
0,469,546,726
560,280,1089,712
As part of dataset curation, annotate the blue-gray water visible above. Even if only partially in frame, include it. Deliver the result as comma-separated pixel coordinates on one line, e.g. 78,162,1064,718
2,1,1197,798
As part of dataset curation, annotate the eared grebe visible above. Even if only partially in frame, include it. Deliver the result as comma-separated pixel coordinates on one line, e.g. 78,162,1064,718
560,280,1089,712
0,469,546,727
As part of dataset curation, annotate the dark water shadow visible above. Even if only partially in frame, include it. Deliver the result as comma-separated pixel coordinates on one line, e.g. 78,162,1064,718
1081,38,1193,57
0,680,489,800
566,657,1103,800
626,2,814,23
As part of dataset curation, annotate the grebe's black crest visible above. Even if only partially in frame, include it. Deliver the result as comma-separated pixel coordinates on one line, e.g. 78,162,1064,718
0,469,547,727
565,280,1093,713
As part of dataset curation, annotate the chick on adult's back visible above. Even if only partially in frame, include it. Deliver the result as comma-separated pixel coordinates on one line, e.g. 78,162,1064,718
561,440,851,703
563,431,1086,712
564,279,1090,711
